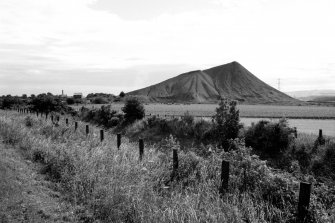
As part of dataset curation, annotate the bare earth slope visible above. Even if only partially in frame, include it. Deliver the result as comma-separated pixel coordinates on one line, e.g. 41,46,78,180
128,61,298,104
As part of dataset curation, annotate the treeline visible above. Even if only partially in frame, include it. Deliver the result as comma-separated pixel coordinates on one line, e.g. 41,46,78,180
0,93,76,115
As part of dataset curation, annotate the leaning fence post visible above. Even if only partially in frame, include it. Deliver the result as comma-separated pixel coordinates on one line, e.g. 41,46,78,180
117,133,121,149
86,125,89,136
220,160,229,193
66,118,69,126
297,182,312,222
100,129,104,142
75,122,78,131
139,138,144,161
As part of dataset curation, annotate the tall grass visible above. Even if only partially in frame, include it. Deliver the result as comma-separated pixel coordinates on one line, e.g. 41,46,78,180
0,110,334,222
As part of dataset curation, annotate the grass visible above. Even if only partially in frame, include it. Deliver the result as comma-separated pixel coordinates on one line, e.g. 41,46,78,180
1,110,334,222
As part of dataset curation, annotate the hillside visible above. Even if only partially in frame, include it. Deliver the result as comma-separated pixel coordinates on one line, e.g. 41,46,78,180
128,61,299,104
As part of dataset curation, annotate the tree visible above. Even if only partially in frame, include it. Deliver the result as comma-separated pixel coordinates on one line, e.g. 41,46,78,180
122,98,145,124
212,99,241,150
30,94,63,113
0,95,23,109
119,91,126,97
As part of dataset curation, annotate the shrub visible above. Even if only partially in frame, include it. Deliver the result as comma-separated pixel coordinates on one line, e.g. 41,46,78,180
312,142,335,181
66,97,75,105
212,99,242,150
122,98,145,124
80,105,123,128
92,97,108,104
245,119,295,158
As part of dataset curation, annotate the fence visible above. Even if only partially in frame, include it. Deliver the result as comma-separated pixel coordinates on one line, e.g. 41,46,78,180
5,108,319,221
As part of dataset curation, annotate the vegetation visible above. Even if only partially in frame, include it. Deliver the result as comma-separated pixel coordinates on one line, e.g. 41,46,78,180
119,91,126,97
72,103,335,119
2,96,335,222
0,95,24,109
80,105,123,128
212,99,242,150
245,119,295,158
86,93,116,104
122,98,145,124
0,110,334,222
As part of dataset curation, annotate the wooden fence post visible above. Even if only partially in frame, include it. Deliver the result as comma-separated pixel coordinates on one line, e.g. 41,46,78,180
139,138,144,161
66,118,69,126
297,182,312,222
220,160,230,193
318,129,325,145
117,133,121,149
294,127,298,138
100,129,104,142
86,125,89,136
172,149,178,180
75,122,78,131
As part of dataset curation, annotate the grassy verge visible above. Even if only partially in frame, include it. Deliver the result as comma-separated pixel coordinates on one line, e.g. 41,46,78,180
0,110,334,222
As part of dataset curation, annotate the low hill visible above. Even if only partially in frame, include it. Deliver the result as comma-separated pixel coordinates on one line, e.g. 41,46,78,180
128,61,299,104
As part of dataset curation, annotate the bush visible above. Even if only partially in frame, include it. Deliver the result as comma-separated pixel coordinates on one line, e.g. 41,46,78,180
80,105,123,128
92,97,108,104
66,97,75,105
122,98,145,124
312,142,335,182
212,99,242,150
245,119,295,158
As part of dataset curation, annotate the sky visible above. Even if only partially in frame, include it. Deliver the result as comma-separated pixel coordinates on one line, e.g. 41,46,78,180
0,0,334,96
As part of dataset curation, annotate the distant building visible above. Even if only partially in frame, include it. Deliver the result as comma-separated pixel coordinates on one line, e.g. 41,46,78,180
73,93,83,99
60,90,67,98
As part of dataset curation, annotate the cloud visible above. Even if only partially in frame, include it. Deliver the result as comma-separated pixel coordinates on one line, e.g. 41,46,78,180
0,0,334,95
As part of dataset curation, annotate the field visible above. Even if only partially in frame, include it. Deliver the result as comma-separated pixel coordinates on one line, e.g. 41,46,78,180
73,103,335,119
73,103,335,136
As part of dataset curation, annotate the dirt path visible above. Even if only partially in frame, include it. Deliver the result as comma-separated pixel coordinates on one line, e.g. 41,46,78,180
0,142,76,223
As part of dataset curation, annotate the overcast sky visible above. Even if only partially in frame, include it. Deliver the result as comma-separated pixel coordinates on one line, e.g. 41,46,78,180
0,0,334,96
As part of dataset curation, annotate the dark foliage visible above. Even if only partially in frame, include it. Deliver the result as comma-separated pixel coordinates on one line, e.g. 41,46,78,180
92,97,109,104
66,97,75,105
80,105,123,128
0,95,24,109
86,93,115,103
245,119,295,158
212,99,242,150
122,98,145,124
119,91,126,97
312,142,335,182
